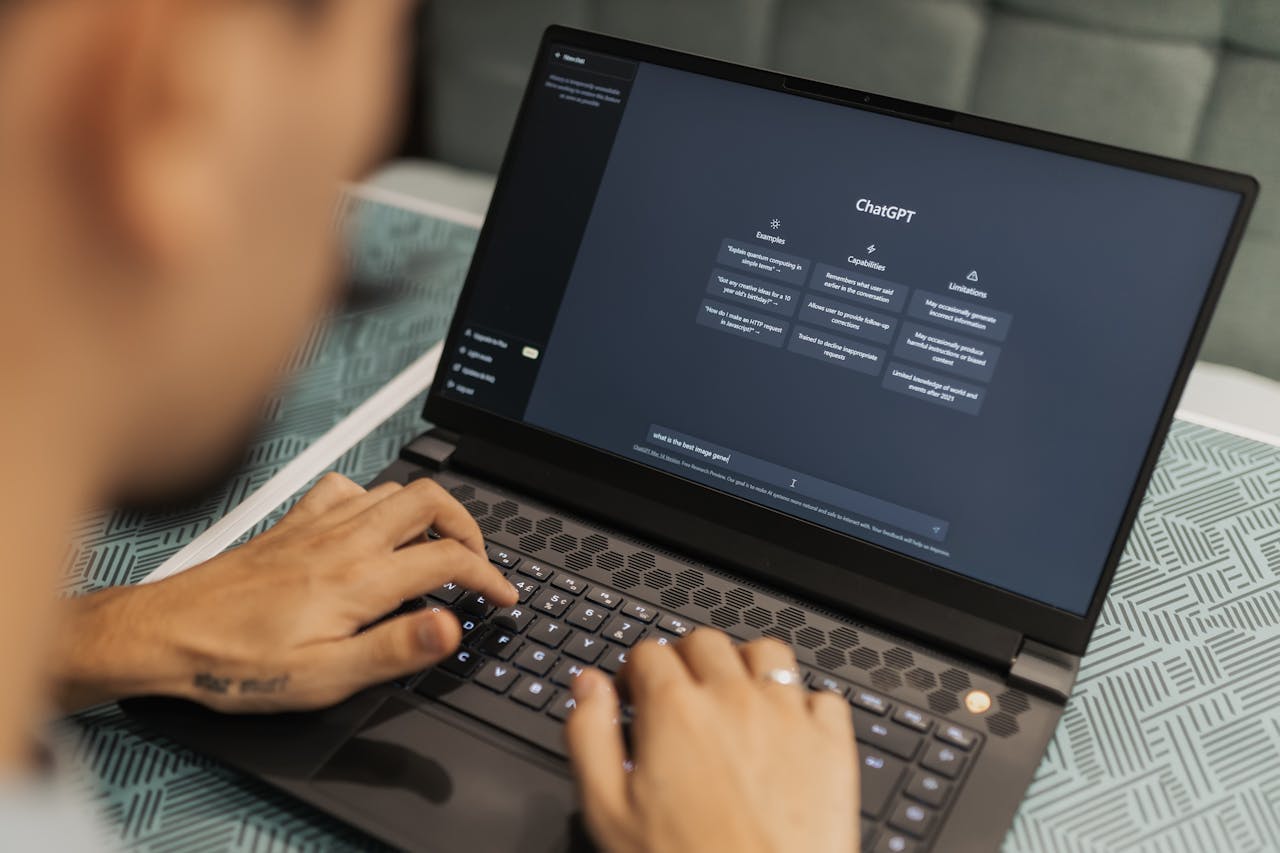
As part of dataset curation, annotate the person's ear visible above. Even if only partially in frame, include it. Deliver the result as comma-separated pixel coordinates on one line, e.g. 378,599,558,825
78,0,252,274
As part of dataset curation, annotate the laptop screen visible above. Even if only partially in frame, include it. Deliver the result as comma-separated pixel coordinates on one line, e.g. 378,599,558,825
437,44,1243,616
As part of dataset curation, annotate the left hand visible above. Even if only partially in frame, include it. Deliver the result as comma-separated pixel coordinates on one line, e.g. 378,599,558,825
53,472,517,713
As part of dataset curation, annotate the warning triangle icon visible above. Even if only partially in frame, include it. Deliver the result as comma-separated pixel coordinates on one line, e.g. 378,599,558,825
966,271,979,282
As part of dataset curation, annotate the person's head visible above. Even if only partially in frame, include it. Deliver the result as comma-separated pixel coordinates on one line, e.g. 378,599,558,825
0,0,415,497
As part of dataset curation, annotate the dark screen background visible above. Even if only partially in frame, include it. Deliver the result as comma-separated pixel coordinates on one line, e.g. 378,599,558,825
512,63,1240,615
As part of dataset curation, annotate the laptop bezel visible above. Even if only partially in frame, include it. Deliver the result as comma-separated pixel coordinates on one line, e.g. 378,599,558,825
423,25,1258,658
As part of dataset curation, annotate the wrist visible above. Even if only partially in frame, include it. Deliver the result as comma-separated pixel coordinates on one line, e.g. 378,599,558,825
52,585,194,712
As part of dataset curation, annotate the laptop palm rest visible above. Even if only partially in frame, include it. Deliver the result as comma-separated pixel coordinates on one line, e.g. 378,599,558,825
308,697,587,852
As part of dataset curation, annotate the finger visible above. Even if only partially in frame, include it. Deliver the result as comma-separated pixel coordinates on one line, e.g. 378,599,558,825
312,481,402,529
382,538,517,607
808,689,856,740
346,477,485,555
277,472,366,528
310,606,463,693
619,638,691,707
674,628,748,685
565,669,630,837
738,638,804,704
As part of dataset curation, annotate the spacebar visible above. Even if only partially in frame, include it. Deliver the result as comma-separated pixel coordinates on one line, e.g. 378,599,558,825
414,673,569,759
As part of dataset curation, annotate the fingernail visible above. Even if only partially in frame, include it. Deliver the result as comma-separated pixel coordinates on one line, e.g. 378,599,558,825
417,614,449,653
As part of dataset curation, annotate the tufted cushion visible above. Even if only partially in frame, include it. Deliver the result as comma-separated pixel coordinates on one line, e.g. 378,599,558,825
972,14,1217,158
420,0,1280,380
771,0,987,109
1225,0,1280,55
1198,54,1280,237
1000,0,1227,40
427,0,588,171
594,0,778,66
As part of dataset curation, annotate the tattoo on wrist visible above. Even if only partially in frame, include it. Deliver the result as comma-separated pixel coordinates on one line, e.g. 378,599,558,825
192,673,290,696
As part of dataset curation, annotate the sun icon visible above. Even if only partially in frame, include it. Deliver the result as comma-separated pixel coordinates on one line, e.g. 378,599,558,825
770,218,782,229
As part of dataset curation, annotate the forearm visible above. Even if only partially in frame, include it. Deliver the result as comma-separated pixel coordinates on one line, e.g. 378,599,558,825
51,586,194,713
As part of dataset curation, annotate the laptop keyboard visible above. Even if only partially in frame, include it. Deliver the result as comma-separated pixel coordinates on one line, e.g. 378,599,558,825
391,542,981,853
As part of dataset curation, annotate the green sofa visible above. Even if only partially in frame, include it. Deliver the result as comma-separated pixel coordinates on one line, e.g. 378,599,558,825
390,0,1280,384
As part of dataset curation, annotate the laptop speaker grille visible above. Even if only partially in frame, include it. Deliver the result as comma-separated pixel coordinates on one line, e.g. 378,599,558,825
447,476,1032,738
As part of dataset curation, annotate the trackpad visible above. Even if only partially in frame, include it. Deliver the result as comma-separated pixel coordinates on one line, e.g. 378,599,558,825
311,698,586,852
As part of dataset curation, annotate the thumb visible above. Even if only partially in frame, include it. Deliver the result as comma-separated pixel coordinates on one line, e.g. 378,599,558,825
564,669,631,842
321,607,462,692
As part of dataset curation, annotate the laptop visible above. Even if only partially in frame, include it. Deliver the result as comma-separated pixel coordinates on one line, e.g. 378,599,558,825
124,26,1257,853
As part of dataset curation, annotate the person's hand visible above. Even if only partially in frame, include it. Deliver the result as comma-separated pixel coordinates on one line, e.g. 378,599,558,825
566,629,859,853
53,473,516,712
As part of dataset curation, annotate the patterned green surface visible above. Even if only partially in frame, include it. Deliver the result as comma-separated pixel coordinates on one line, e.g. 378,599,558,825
60,202,1280,852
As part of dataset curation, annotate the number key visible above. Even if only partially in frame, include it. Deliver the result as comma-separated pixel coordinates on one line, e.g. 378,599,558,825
531,588,572,618
566,601,607,631
602,615,645,646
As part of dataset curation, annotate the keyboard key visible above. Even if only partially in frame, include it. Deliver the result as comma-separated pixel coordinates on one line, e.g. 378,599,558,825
811,673,851,695
859,749,907,818
621,600,657,623
565,602,608,632
514,644,555,676
551,659,588,687
479,628,519,660
548,694,577,722
905,772,950,808
457,592,494,617
854,709,923,761
457,615,486,640
531,589,572,618
511,677,553,710
490,549,521,569
518,562,554,581
587,587,622,609
861,819,877,850
527,619,568,648
427,582,463,604
888,800,935,839
439,648,480,678
937,722,978,751
552,574,588,594
511,577,539,603
657,613,694,637
921,741,967,779
599,646,629,674
852,688,890,715
602,615,645,646
475,661,519,694
493,605,535,632
893,706,932,733
873,831,918,853
564,633,606,663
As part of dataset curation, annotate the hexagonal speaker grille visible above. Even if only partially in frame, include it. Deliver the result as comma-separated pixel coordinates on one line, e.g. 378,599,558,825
435,472,1025,736
988,711,1019,738
928,689,960,714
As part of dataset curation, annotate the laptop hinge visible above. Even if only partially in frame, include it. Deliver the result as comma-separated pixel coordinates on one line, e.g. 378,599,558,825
1008,638,1079,704
445,435,1022,672
401,429,459,470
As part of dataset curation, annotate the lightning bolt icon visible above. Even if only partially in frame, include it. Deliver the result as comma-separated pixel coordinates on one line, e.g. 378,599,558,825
867,244,877,254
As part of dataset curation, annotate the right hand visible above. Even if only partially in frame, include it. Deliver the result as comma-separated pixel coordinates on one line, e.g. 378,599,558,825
565,629,860,853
